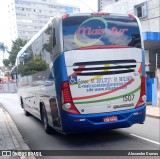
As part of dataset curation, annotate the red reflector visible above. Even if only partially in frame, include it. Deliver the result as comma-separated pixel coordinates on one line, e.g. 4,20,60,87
74,119,80,122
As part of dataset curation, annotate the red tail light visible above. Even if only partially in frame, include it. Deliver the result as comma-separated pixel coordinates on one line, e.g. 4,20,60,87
62,14,69,19
136,76,146,108
128,14,135,19
61,81,80,114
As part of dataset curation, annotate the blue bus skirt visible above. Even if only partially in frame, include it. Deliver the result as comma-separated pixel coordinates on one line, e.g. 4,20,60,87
60,105,146,133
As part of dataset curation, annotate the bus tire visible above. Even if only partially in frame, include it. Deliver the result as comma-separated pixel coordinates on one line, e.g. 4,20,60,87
42,105,52,134
20,97,24,108
21,97,30,116
24,109,30,116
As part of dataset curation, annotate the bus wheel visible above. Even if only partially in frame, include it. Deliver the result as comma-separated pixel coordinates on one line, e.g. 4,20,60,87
24,109,30,116
42,106,52,134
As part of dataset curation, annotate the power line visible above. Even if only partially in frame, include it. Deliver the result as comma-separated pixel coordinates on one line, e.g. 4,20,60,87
78,0,97,12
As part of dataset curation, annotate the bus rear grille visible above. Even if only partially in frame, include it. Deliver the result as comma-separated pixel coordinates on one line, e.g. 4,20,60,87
73,60,136,76
76,70,134,76
73,65,136,71
73,60,136,66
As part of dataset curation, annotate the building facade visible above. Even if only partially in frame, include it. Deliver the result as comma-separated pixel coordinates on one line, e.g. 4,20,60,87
100,0,160,75
7,0,18,42
8,0,80,40
98,0,119,11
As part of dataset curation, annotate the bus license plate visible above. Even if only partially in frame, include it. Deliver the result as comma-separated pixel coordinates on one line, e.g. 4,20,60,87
103,116,118,122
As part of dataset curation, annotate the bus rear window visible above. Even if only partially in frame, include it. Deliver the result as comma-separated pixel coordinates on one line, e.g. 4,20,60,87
62,15,141,51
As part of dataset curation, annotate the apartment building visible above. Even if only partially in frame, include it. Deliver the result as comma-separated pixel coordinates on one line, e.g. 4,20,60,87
98,0,119,11
8,0,80,40
7,0,18,41
99,0,160,75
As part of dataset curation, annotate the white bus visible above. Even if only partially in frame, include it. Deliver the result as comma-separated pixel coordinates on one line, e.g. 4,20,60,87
12,13,146,134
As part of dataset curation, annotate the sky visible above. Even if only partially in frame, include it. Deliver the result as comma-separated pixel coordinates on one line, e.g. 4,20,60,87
58,0,98,12
0,0,98,66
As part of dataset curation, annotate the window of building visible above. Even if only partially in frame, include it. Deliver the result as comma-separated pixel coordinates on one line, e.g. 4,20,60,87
26,8,32,11
48,5,53,8
15,0,31,5
134,2,147,18
156,53,160,68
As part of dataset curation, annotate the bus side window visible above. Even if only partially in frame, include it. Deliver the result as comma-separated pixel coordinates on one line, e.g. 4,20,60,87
11,66,17,80
53,28,56,47
48,71,54,81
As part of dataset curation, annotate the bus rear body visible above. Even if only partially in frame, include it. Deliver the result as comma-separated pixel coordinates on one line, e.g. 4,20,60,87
16,13,146,134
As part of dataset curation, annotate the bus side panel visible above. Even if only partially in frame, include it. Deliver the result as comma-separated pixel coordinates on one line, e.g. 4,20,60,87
53,53,68,131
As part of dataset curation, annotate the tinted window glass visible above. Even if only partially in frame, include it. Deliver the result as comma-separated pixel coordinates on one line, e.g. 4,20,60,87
17,26,54,88
63,15,141,51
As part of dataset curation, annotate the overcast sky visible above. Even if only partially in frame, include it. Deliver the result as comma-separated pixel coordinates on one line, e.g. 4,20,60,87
58,0,98,12
0,0,98,66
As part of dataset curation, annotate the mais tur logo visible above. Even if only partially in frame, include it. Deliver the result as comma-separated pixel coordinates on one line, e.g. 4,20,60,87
74,17,108,47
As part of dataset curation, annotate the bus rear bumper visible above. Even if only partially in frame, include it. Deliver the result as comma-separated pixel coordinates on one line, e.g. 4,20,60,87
61,105,146,133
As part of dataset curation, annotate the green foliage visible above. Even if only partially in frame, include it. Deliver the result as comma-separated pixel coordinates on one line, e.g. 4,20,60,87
18,59,49,76
43,27,52,53
0,42,8,61
4,72,10,77
8,38,27,66
3,59,10,67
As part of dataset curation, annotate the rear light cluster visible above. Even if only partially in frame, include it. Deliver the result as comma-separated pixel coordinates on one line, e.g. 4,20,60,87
128,14,135,19
61,81,80,114
136,76,146,108
62,14,69,19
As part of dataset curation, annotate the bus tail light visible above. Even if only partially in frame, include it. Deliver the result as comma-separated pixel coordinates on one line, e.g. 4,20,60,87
128,14,135,19
62,14,69,19
136,76,146,108
61,81,80,114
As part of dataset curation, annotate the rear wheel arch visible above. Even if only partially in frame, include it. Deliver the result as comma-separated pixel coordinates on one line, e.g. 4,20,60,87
20,96,24,108
40,102,52,134
39,102,43,121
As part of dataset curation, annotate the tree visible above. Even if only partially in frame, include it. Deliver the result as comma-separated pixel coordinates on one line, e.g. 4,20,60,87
3,59,10,67
18,59,49,76
4,72,10,77
8,38,27,66
0,42,8,62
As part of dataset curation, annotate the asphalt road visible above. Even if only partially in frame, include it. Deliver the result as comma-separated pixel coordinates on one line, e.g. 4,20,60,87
0,93,159,159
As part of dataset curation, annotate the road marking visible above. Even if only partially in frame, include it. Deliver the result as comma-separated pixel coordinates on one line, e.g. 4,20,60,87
130,134,160,145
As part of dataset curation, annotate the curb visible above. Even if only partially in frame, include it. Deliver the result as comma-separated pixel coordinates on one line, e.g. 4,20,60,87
146,114,160,119
0,104,36,159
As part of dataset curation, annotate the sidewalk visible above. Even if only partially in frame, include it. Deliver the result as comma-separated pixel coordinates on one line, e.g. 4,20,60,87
146,105,160,119
0,104,36,159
